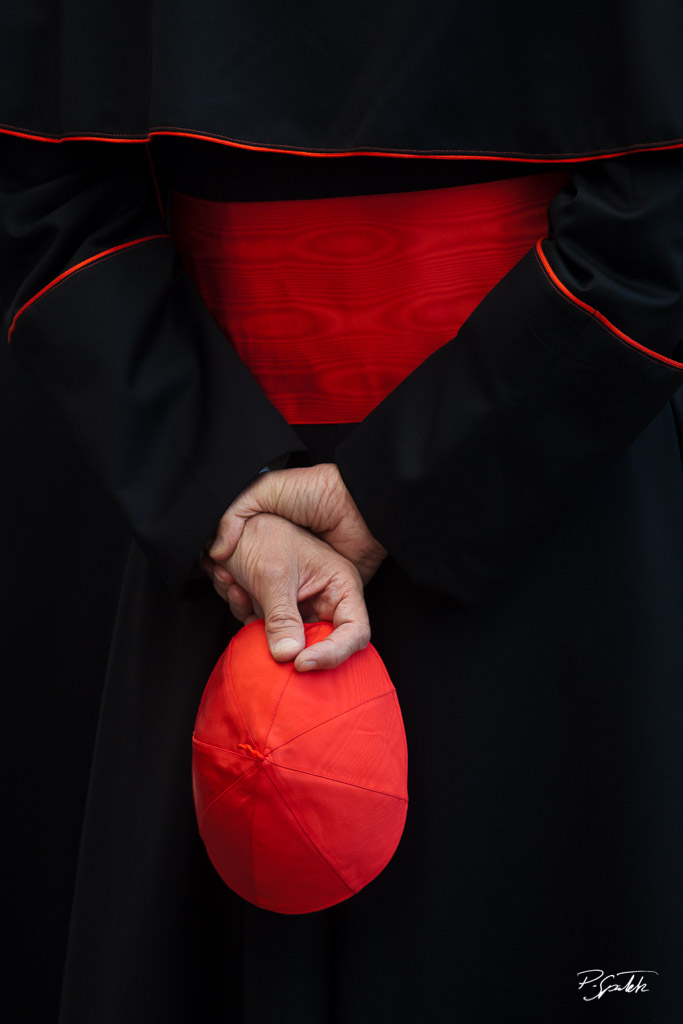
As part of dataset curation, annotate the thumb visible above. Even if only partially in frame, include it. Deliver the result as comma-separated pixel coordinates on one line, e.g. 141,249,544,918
260,582,306,663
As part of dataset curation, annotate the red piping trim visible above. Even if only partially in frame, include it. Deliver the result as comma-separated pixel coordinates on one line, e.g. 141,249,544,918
7,234,169,342
2,124,683,163
535,240,683,370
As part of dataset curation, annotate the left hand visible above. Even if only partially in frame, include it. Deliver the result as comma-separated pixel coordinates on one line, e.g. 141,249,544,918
208,463,387,585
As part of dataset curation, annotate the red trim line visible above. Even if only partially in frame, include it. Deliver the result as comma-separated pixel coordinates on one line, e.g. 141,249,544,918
535,240,683,370
2,124,683,163
7,234,169,342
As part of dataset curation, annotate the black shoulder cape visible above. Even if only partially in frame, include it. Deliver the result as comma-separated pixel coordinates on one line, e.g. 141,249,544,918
1,0,683,160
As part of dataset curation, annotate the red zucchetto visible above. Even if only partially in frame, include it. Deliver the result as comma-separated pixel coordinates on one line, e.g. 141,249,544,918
192,620,408,914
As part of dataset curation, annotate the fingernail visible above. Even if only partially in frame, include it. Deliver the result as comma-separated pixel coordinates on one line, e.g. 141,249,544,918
208,540,222,557
214,566,231,582
272,638,300,655
297,659,317,672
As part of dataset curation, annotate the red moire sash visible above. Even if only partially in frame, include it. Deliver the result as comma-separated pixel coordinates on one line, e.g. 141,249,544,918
172,172,567,424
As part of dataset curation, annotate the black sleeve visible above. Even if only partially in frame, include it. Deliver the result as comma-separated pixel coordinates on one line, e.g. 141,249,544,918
335,148,683,605
0,134,304,591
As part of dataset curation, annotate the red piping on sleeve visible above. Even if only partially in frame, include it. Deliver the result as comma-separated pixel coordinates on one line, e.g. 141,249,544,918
535,239,683,370
7,234,170,342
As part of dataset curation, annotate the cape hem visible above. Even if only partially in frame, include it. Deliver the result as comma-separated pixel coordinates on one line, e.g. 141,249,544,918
2,123,683,163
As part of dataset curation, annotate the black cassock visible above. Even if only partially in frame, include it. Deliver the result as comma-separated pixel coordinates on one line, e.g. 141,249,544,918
2,3,683,1022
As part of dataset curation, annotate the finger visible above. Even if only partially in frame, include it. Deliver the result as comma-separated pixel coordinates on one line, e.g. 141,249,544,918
294,622,371,672
209,473,284,561
260,575,306,662
297,597,318,622
294,593,371,672
213,563,235,586
225,470,283,520
209,500,264,561
227,583,254,621
208,514,245,562
211,578,231,604
209,564,239,607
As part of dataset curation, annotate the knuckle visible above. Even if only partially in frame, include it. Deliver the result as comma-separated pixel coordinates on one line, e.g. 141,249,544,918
265,609,300,631
229,604,246,623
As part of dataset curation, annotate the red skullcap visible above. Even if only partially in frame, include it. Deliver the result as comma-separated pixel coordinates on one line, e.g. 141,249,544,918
192,620,408,914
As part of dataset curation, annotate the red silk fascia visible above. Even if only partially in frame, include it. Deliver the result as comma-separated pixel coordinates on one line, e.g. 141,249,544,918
172,172,568,423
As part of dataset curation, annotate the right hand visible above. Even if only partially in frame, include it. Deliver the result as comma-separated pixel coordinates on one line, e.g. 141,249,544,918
209,463,387,585
202,512,371,672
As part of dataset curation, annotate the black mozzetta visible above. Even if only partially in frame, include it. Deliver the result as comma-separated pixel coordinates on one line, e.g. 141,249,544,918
1,1,683,160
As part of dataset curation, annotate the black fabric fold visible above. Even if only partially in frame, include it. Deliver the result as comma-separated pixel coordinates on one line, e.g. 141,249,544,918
336,247,683,604
545,148,683,351
1,137,304,590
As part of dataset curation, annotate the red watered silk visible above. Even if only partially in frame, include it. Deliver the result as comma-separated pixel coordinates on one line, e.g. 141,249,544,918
172,172,567,423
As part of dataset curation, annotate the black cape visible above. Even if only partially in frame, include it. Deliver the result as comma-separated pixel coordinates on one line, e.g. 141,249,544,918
2,5,683,1023
1,0,683,160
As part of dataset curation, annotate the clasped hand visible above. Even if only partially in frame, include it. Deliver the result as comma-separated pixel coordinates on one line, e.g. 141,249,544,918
201,465,387,672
